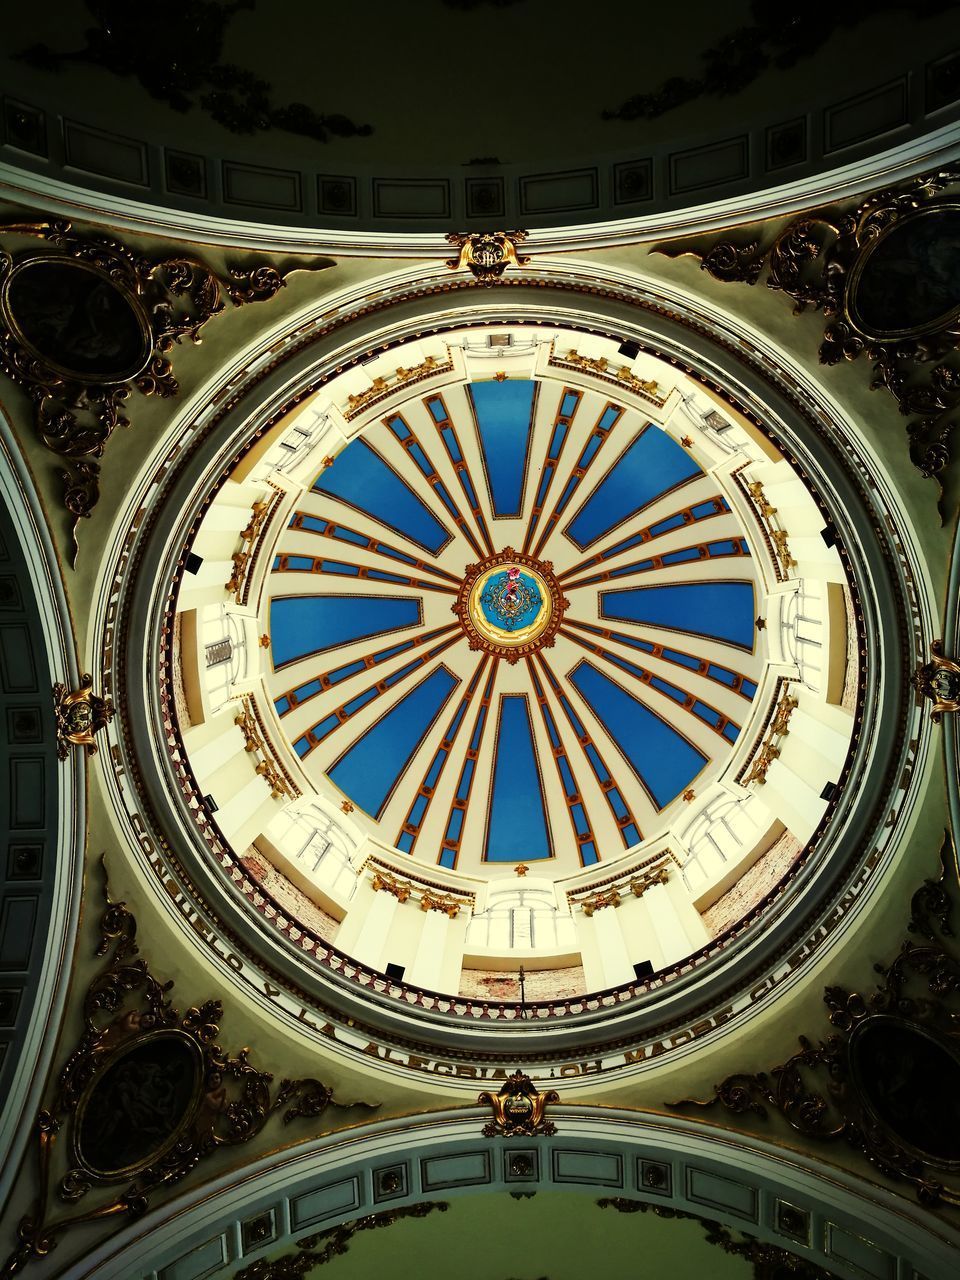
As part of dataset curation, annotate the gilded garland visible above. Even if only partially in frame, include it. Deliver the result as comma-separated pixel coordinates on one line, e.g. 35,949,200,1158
233,1203,449,1280
597,1200,832,1278
0,219,328,563
1,866,373,1277
655,166,960,491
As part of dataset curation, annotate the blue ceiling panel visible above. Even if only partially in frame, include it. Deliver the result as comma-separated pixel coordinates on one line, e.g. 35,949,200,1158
601,580,756,650
270,594,422,667
484,695,552,862
313,439,450,554
569,661,707,810
566,427,701,550
469,379,536,518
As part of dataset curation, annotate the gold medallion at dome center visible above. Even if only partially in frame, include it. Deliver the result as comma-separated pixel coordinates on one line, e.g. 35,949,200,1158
453,548,569,665
467,564,553,648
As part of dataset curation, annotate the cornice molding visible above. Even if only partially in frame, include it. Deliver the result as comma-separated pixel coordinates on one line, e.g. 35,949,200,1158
0,123,958,255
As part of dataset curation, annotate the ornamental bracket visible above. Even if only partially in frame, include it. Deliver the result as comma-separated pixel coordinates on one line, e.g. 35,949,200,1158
479,1070,558,1137
445,231,530,285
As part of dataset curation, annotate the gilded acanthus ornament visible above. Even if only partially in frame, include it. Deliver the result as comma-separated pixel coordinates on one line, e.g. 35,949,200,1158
0,867,374,1277
52,673,115,760
0,219,330,563
445,231,530,284
913,639,960,722
479,1070,558,1137
655,166,960,490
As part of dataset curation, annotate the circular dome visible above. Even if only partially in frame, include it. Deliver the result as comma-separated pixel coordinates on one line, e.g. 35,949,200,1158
260,354,766,881
103,274,921,1080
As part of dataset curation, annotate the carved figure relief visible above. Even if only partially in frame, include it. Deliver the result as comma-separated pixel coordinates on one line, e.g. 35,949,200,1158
1,866,374,1276
655,168,960,492
667,834,960,1207
0,219,329,563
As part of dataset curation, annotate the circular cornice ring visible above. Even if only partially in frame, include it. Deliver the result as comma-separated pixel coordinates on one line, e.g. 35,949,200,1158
2,122,959,252
95,263,934,1083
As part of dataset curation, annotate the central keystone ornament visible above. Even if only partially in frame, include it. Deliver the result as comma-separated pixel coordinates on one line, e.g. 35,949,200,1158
453,548,569,663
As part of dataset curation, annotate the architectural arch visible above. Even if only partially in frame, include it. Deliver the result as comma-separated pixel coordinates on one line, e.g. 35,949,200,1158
70,1110,960,1280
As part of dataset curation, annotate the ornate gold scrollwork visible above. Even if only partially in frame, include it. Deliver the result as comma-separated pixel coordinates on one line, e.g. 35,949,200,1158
234,697,299,800
52,673,115,760
0,219,329,563
369,866,469,916
419,890,462,919
226,496,276,602
444,231,530,285
579,887,621,917
741,686,798,786
479,1070,558,1138
343,355,451,420
550,348,667,407
570,861,672,916
667,833,960,1208
740,474,796,581
0,865,374,1277
370,868,413,903
913,639,960,722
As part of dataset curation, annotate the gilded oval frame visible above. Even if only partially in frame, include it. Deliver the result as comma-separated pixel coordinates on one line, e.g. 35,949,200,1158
847,1013,960,1172
71,1027,205,1181
0,253,154,385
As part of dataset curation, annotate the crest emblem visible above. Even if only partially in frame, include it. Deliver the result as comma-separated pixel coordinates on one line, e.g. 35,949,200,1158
53,672,115,760
913,640,960,723
445,231,531,285
479,1070,558,1137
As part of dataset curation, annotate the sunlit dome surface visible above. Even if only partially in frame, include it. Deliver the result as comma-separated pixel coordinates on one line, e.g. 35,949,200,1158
267,369,758,876
171,323,860,998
